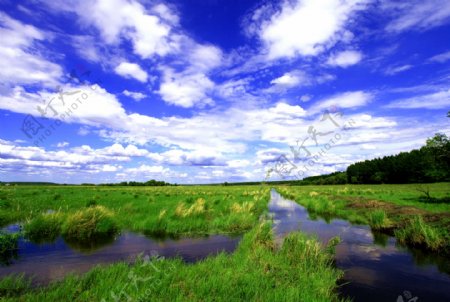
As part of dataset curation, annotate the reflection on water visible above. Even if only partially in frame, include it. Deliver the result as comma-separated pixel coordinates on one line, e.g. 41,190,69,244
269,190,450,302
0,231,240,285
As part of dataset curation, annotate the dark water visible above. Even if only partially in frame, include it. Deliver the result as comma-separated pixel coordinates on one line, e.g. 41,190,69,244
269,190,450,302
0,231,240,285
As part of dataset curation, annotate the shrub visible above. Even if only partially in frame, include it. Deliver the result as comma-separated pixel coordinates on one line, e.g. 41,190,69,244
62,206,118,242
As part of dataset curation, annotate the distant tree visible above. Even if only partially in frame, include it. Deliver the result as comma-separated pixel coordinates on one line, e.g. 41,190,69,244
346,134,450,184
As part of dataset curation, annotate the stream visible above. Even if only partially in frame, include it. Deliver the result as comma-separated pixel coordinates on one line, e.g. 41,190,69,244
1,190,450,301
269,189,450,302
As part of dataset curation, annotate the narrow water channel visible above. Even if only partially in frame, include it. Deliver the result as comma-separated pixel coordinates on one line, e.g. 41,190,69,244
269,189,450,302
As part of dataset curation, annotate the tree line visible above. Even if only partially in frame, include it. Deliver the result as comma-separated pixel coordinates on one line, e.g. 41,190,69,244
279,133,450,185
346,133,450,184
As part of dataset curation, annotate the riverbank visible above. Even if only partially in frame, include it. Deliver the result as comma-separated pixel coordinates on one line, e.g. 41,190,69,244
276,183,450,255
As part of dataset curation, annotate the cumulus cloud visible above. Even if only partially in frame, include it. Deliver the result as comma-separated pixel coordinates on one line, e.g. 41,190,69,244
253,0,369,59
0,13,62,86
114,62,148,82
123,90,146,101
56,141,69,148
158,67,215,108
43,0,180,59
270,72,305,87
327,50,363,67
309,91,373,114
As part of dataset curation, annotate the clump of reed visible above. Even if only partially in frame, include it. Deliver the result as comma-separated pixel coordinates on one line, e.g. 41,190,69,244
230,201,255,214
24,212,64,243
174,198,207,218
395,216,444,251
368,210,391,230
62,206,118,241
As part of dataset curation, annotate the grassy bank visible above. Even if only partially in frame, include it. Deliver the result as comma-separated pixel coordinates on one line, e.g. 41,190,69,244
0,186,270,241
0,222,345,302
276,183,450,254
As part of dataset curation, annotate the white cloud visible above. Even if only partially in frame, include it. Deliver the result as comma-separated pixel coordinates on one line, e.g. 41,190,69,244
126,165,168,174
189,44,222,71
227,159,250,168
270,72,304,87
114,62,148,82
386,89,450,109
255,0,369,59
46,0,179,59
428,51,450,63
158,68,214,108
123,90,146,101
71,35,101,63
56,142,69,148
0,13,62,86
384,0,450,32
327,50,363,67
385,64,412,75
310,91,373,114
267,71,335,93
300,95,312,102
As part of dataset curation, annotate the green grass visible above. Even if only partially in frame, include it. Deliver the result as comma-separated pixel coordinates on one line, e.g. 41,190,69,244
368,210,391,230
395,216,445,251
0,274,30,299
62,206,119,242
276,183,450,254
0,186,270,236
0,232,19,264
24,213,63,243
0,222,346,302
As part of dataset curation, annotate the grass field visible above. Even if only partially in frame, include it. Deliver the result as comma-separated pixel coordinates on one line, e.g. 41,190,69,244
0,183,449,301
0,186,270,242
0,185,347,301
276,183,450,254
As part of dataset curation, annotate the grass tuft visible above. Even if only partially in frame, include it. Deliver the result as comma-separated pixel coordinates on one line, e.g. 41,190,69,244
62,206,118,242
0,232,19,264
395,216,444,251
24,213,63,243
368,210,391,230
0,274,31,298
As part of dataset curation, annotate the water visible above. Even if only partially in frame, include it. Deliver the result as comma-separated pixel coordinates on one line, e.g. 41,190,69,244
269,190,450,302
0,232,240,285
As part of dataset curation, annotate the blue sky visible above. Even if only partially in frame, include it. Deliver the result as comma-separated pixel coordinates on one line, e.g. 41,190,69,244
0,0,449,184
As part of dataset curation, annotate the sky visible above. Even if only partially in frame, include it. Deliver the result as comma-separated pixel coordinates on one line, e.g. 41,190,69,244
0,0,449,184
